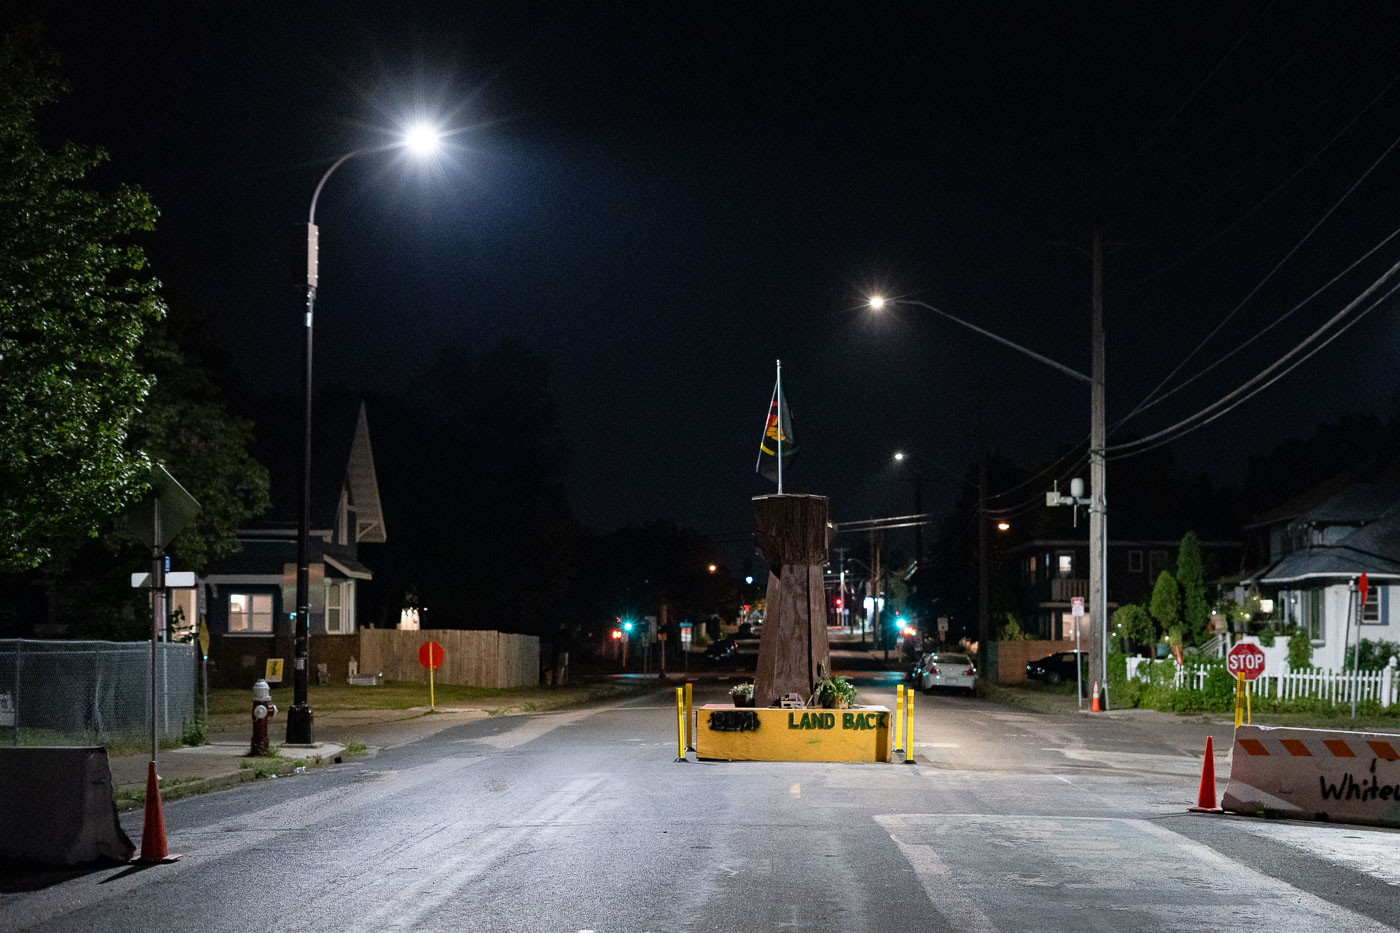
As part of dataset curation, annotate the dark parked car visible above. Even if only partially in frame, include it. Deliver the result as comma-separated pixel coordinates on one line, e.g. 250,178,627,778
1025,650,1086,685
704,637,740,663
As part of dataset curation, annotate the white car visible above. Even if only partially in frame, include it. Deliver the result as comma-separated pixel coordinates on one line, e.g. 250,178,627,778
919,652,977,696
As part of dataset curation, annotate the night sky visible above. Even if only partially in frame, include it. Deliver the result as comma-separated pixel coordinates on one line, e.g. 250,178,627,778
32,2,1400,564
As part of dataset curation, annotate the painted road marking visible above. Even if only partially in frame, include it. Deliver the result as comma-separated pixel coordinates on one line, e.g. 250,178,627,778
1223,819,1400,885
877,813,1400,932
790,782,801,798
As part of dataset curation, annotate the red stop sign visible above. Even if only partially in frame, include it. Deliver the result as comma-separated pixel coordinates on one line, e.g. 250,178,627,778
418,640,445,670
1226,642,1265,681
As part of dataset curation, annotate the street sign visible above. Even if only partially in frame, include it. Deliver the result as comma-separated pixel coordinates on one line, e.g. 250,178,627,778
197,618,210,658
679,622,693,647
1226,642,1266,681
265,658,284,683
937,616,949,635
1071,596,1085,618
418,641,445,670
124,464,200,548
131,571,196,588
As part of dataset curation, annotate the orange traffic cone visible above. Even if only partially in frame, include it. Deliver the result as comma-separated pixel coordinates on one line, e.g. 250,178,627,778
1190,735,1221,812
1090,680,1102,713
136,761,180,863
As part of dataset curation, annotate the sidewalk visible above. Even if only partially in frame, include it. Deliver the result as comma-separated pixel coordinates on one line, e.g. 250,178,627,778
107,706,490,809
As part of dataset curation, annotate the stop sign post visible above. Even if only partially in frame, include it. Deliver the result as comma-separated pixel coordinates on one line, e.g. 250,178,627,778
1227,642,1265,727
418,640,445,710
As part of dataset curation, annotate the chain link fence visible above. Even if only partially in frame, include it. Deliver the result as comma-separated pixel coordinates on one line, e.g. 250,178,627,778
0,639,197,748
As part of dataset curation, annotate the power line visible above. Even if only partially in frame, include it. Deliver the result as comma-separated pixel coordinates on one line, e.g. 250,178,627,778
1108,257,1400,457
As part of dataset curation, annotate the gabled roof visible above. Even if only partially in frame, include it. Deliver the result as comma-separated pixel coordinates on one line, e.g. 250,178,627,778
1246,455,1400,529
1261,502,1400,584
345,403,386,544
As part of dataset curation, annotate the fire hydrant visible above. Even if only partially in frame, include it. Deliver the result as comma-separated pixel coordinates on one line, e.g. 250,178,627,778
251,678,278,755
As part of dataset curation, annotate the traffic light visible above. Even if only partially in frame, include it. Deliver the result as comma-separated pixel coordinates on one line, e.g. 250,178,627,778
610,629,622,640
835,597,843,609
622,620,634,632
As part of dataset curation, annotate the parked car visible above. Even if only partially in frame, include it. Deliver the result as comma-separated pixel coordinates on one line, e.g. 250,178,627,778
1025,650,1085,686
919,652,977,696
703,637,740,664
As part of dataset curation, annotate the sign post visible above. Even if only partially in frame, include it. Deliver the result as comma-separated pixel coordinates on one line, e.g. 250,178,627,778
418,640,445,710
1071,596,1085,708
1227,642,1266,727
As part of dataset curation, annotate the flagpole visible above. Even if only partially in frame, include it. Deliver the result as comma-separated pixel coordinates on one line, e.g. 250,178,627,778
775,359,783,494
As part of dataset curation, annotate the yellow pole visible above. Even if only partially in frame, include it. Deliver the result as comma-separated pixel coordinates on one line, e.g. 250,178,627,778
904,691,915,764
1234,672,1244,728
895,684,904,753
684,682,694,750
429,654,436,711
675,687,686,762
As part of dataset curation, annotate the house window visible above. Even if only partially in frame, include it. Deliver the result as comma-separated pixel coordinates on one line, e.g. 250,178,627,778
1306,589,1324,644
325,582,354,634
1057,554,1073,577
1362,586,1385,625
1128,550,1143,573
1149,550,1169,578
229,593,273,633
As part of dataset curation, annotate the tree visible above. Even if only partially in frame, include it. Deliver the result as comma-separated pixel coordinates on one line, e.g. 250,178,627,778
1148,571,1180,643
1111,604,1155,655
0,27,164,570
1175,531,1209,645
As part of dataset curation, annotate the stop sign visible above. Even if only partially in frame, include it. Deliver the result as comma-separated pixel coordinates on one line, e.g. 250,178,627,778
1226,642,1266,681
418,640,445,670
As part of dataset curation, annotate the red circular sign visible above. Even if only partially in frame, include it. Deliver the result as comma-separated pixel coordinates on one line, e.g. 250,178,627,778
418,640,445,670
1226,643,1266,681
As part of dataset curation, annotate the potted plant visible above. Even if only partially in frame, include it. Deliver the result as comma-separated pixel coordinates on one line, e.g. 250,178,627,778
729,682,755,707
814,674,857,709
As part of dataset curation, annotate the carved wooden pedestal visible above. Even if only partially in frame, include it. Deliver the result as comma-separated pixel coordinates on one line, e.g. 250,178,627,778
752,494,831,708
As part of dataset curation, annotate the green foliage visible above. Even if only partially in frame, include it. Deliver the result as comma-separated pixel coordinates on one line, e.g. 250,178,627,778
1148,571,1181,634
1344,639,1400,670
1286,627,1313,670
0,26,165,570
814,673,857,708
180,716,207,747
1111,604,1155,653
728,681,754,697
1256,627,1276,647
998,614,1035,641
1175,532,1209,644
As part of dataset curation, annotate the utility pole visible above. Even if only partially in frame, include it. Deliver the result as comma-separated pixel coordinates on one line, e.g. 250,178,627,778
1089,225,1109,708
876,540,885,662
833,546,849,632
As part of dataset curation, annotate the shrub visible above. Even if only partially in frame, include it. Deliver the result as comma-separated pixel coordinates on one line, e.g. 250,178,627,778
1286,627,1313,670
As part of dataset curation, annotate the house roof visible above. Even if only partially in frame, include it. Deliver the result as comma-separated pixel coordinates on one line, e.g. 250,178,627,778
1261,502,1400,583
1296,483,1400,526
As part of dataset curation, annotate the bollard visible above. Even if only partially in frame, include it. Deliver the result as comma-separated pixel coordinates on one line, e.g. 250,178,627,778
675,687,687,762
895,684,905,753
685,682,694,751
1234,673,1245,729
904,691,915,764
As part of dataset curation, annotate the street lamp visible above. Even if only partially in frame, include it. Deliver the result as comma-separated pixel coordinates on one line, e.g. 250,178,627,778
867,254,1108,701
286,123,442,745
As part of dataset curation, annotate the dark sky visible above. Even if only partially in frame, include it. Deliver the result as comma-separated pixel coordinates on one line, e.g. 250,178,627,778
32,2,1400,565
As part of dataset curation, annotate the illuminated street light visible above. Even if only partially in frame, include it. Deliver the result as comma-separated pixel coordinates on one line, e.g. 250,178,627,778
996,521,1011,532
287,123,445,745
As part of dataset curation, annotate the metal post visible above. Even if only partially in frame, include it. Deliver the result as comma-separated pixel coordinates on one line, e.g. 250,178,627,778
1346,578,1358,718
1089,225,1109,709
1075,611,1083,709
287,222,318,746
150,498,162,767
13,640,21,746
978,461,989,667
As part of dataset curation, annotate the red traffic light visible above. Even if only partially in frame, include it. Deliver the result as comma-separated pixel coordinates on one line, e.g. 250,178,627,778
835,597,843,608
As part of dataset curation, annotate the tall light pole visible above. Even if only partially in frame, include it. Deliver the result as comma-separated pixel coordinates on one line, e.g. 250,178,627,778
286,124,442,745
869,272,1106,698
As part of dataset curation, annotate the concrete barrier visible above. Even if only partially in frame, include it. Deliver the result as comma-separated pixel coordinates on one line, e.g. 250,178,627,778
1221,725,1400,829
0,747,135,865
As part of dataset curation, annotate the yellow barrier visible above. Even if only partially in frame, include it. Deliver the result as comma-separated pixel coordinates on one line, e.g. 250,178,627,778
684,682,694,750
672,686,683,762
904,691,915,764
694,704,892,762
895,684,904,753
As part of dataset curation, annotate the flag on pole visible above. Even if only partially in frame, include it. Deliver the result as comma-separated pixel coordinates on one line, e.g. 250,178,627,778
756,367,797,486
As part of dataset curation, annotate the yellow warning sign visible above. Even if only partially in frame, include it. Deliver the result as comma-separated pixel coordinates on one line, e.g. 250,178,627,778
265,658,284,683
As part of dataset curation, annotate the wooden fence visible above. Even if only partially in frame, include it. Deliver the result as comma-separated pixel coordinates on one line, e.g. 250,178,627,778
1125,656,1398,708
358,629,540,689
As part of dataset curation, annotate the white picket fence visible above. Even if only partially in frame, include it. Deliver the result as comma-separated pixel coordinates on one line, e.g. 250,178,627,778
1125,657,1399,708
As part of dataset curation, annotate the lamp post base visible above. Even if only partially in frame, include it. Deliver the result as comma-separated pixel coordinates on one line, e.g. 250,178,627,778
285,704,314,745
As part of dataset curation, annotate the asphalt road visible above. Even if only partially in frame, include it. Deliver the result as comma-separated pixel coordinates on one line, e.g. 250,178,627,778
4,669,1400,932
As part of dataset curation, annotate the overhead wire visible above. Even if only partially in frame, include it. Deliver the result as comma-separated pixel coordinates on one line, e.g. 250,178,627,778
1117,117,1400,432
1108,254,1400,458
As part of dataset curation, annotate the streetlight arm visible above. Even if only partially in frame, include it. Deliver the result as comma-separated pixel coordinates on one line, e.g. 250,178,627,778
894,299,1093,385
308,146,390,225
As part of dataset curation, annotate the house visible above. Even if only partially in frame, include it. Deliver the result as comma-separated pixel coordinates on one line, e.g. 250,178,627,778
1252,489,1400,671
1003,535,1242,642
201,403,385,687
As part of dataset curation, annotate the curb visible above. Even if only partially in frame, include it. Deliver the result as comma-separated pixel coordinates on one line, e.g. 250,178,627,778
114,746,379,811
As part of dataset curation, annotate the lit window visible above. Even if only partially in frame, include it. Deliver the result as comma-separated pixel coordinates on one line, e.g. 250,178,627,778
1058,554,1073,576
326,583,341,632
229,593,273,633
